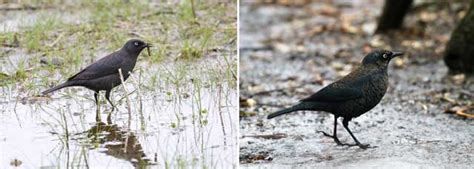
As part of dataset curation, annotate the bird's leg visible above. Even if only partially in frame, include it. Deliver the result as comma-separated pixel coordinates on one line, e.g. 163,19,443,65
342,118,373,149
94,91,101,122
105,90,115,124
317,116,343,145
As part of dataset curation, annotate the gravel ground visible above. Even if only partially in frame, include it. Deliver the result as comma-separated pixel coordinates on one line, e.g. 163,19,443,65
239,1,473,168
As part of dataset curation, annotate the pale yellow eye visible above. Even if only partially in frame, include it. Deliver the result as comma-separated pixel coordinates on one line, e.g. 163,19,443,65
382,53,388,59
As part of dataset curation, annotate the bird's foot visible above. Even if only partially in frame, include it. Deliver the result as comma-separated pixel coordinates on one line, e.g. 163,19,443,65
317,130,332,137
317,131,377,149
345,143,376,149
317,130,343,145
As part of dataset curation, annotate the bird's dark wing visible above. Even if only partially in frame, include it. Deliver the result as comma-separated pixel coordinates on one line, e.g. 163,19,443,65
68,51,123,81
300,71,376,103
300,85,363,102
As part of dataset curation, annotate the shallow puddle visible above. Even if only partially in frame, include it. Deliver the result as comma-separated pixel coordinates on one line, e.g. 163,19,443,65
1,59,238,168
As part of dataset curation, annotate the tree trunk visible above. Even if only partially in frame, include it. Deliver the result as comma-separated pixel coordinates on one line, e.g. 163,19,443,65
444,0,474,75
375,0,413,33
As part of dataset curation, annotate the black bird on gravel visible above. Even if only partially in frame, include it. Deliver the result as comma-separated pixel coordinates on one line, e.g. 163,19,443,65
267,49,403,149
42,39,151,123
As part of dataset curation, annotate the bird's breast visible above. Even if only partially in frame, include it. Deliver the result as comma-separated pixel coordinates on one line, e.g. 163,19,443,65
361,73,388,108
119,58,138,78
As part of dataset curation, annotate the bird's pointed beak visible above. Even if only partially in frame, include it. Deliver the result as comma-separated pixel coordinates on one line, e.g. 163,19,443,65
145,43,152,56
391,51,404,58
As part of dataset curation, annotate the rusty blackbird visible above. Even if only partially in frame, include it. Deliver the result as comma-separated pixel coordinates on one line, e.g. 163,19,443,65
267,50,403,149
42,39,151,123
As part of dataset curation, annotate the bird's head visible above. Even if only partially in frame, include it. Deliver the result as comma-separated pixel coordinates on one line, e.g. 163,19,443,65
123,39,152,55
362,49,403,67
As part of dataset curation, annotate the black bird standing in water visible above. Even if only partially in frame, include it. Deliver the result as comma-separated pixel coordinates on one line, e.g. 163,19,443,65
42,39,151,123
267,50,403,149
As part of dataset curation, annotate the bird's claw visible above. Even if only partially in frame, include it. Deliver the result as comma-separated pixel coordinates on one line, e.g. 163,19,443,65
317,130,343,145
317,131,376,149
344,143,376,149
317,130,332,137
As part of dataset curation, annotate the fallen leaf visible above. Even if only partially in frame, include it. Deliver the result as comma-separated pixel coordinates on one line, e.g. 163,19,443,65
274,43,291,53
445,106,473,118
369,36,385,48
341,22,359,34
362,22,376,35
441,93,456,104
458,10,466,19
393,57,406,68
307,25,325,36
420,12,437,22
313,73,324,85
363,44,373,53
412,41,423,49
319,4,338,16
240,98,257,108
330,62,344,71
451,74,465,85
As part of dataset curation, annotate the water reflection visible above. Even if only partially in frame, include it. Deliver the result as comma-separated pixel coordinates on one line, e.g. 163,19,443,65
79,122,152,167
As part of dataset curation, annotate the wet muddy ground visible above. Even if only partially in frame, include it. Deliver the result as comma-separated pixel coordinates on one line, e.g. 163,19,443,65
239,1,473,168
1,1,237,168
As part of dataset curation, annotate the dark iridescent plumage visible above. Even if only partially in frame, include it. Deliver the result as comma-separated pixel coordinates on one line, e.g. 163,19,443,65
267,50,403,149
42,39,151,123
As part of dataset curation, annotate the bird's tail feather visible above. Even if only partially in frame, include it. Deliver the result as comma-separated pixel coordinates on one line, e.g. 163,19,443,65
42,82,71,95
267,102,313,119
